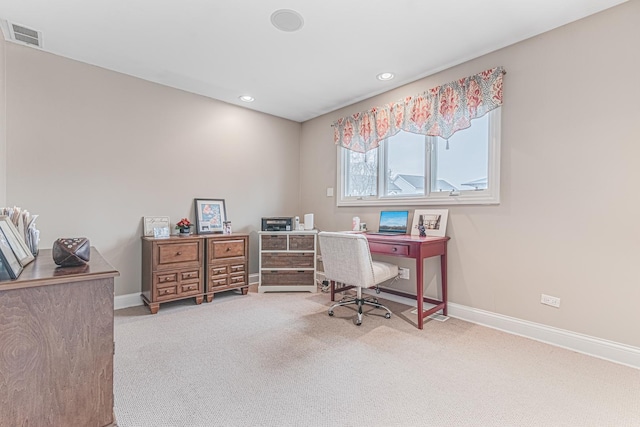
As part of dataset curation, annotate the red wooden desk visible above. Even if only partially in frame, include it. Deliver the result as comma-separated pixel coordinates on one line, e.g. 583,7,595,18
330,234,450,329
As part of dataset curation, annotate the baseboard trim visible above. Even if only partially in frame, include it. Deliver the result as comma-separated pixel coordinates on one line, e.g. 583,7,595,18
115,274,261,310
448,302,640,369
359,290,639,369
114,293,143,310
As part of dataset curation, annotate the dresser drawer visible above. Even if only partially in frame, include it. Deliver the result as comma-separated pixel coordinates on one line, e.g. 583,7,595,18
155,272,178,287
157,242,200,265
262,253,314,268
289,235,314,251
210,266,228,276
156,285,178,300
181,282,200,294
230,264,245,273
210,277,228,288
367,242,409,256
261,271,314,286
261,234,287,250
181,270,200,281
229,274,246,286
210,239,245,259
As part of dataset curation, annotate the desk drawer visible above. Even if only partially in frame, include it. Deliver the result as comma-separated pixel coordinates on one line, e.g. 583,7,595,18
368,242,409,256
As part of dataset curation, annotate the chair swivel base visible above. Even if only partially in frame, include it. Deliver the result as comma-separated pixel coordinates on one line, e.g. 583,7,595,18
328,288,392,326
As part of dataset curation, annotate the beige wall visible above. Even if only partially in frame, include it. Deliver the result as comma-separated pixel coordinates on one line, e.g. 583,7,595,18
0,31,6,206
5,44,301,296
300,1,640,347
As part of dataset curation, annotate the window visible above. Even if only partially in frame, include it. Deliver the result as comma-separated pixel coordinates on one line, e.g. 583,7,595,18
338,109,501,206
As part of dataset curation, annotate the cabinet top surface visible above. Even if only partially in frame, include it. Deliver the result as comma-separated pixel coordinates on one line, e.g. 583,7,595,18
143,233,248,242
259,230,318,235
0,247,120,291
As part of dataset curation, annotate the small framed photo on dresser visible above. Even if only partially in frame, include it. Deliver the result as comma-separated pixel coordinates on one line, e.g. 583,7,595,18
194,199,226,234
143,216,170,237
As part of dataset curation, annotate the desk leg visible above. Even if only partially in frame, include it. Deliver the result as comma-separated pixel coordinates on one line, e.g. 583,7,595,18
441,250,448,316
416,254,424,330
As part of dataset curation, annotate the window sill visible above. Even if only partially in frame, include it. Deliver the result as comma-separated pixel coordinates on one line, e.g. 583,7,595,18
337,193,500,207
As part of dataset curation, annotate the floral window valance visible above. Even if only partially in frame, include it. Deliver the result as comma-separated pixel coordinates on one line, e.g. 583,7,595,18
333,66,505,153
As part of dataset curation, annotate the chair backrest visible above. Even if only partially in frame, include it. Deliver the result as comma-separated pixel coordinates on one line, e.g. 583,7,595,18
318,232,375,288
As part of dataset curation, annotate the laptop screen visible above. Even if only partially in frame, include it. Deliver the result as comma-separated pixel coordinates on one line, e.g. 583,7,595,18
378,210,409,233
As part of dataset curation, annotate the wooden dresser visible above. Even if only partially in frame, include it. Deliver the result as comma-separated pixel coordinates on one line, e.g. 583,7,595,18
141,235,206,314
258,230,317,292
205,233,249,301
141,234,249,312
0,248,119,427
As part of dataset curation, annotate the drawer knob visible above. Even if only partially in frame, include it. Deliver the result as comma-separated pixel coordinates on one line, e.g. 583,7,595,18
392,247,397,252
177,251,182,255
226,247,231,252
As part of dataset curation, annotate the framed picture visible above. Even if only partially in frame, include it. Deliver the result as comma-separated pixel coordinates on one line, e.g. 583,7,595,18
410,209,449,237
153,226,170,239
0,215,34,266
143,216,170,236
0,226,23,279
194,199,226,234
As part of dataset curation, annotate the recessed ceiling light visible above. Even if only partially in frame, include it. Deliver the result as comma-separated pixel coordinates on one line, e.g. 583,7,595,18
271,9,304,32
239,95,254,102
377,72,395,81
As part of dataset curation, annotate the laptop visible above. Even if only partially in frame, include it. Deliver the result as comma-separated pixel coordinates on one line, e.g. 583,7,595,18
368,210,409,235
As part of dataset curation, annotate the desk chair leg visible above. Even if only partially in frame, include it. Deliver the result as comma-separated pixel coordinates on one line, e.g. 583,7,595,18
328,286,392,325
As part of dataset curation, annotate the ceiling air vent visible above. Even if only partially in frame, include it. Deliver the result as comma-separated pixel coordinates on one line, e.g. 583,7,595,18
10,23,42,48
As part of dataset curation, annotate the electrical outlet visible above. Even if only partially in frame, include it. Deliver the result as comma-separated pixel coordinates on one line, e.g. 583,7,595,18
541,294,561,308
399,267,410,280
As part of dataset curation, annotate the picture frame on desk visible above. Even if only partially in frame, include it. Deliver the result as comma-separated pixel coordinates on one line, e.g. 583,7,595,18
0,226,24,279
194,198,226,234
410,209,448,237
0,215,34,267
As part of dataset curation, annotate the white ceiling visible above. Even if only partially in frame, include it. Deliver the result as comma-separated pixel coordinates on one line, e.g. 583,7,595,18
0,0,627,122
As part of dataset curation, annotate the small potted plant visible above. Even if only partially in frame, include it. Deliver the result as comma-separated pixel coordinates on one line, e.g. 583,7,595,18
175,218,193,236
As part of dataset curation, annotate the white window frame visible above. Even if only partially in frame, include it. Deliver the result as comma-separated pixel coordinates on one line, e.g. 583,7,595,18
337,109,501,207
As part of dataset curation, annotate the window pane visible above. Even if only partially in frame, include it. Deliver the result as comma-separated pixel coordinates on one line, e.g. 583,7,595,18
385,131,426,196
431,114,489,192
345,149,378,197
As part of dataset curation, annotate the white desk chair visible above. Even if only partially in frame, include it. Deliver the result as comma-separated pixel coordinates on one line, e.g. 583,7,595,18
318,231,399,326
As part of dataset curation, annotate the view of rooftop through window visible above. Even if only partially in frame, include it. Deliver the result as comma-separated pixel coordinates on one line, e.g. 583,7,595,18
344,114,489,198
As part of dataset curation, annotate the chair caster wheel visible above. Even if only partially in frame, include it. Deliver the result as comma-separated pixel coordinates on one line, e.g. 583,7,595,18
328,311,334,316
376,289,381,294
385,313,391,319
356,321,362,326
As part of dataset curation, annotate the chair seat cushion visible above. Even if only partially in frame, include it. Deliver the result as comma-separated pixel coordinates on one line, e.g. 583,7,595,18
371,261,399,284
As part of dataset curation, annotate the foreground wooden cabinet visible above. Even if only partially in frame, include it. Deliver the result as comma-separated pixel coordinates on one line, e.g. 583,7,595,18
258,230,317,293
0,248,119,427
141,235,206,314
